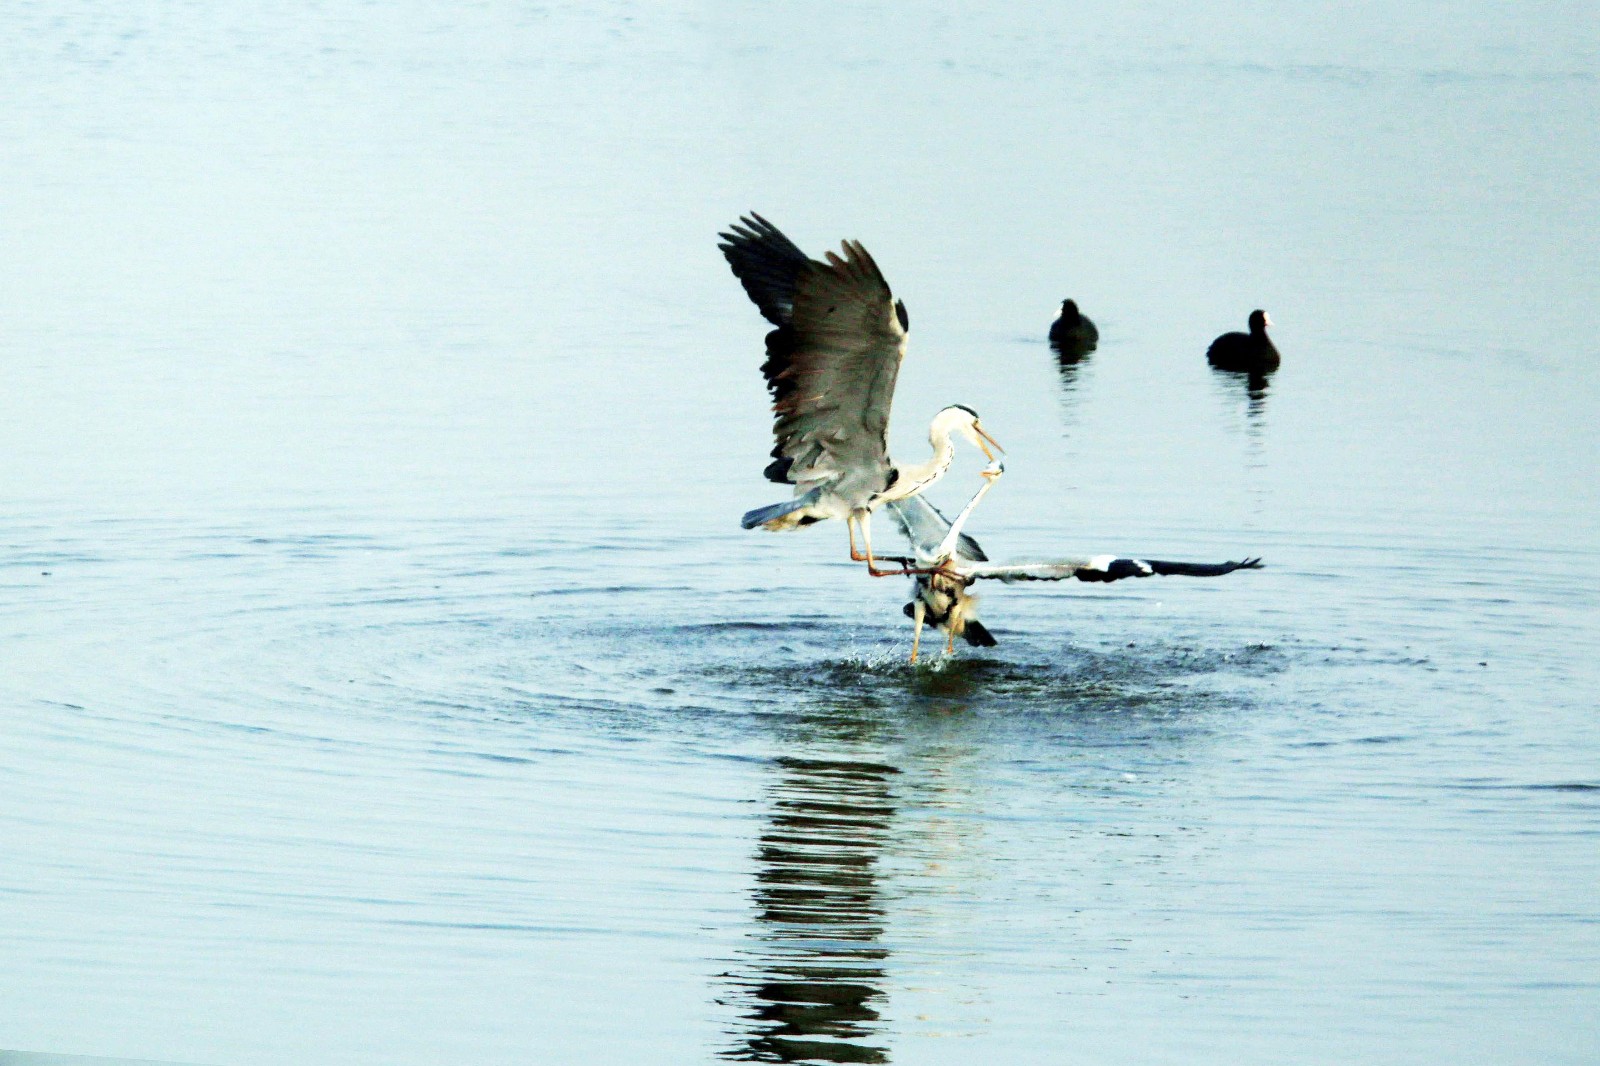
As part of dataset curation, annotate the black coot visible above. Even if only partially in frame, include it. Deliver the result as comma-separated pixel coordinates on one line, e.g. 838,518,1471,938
1207,309,1279,371
1049,299,1098,357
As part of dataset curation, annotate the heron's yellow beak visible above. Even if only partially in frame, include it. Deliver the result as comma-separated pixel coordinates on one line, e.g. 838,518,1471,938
975,424,1004,461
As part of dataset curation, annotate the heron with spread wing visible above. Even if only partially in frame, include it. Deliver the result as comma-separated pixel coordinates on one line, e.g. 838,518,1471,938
885,481,1263,662
719,214,1004,575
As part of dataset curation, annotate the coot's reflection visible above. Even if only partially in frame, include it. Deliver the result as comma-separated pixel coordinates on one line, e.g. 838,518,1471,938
1052,342,1091,391
1051,339,1095,422
723,755,898,1063
1210,365,1273,428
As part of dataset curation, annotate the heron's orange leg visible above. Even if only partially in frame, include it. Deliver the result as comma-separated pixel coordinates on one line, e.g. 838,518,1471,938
909,600,926,663
861,512,933,577
849,513,936,577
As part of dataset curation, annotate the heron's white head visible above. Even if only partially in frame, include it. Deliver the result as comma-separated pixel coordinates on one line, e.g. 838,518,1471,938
935,404,1004,461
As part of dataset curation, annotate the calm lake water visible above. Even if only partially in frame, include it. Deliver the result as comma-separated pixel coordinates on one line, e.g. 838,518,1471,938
2,4,1597,1064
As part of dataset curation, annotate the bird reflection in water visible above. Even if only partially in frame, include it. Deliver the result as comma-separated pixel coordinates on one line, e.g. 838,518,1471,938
722,755,898,1064
1051,336,1095,418
1211,365,1273,439
1052,341,1091,393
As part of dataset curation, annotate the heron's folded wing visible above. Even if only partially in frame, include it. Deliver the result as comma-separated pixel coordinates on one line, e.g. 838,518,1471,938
884,496,989,563
964,556,1262,583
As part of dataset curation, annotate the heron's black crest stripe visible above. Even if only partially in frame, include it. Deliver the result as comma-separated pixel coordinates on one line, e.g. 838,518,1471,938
950,403,978,418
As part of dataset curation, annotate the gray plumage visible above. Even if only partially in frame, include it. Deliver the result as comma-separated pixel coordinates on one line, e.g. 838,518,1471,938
720,214,1001,564
885,494,987,564
885,495,996,651
958,556,1264,583
721,214,908,511
886,491,1262,659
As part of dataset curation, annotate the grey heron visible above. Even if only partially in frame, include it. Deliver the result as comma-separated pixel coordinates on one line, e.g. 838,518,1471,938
1048,299,1098,358
719,214,1004,576
1207,310,1280,372
885,479,1264,662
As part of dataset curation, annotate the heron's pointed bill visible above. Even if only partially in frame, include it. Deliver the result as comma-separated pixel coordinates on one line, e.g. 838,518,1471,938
975,425,1004,461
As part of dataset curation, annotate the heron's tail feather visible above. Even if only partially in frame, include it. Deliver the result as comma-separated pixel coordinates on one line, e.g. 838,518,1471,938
961,620,997,647
740,489,823,530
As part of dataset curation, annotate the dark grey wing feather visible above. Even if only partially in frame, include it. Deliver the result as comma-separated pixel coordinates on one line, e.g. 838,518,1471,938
720,215,908,495
717,213,808,327
1143,557,1264,577
884,496,988,562
965,556,1262,584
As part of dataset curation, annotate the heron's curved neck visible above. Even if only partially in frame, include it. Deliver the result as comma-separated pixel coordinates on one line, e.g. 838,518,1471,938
894,425,958,497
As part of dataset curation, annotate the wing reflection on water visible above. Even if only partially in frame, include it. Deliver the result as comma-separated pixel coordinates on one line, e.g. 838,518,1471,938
722,755,898,1064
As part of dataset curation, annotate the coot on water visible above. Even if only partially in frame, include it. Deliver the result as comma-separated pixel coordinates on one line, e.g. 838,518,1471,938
1207,309,1279,372
1049,299,1098,356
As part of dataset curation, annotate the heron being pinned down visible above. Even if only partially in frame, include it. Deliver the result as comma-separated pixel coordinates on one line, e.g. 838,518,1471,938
885,479,1264,662
719,214,1003,575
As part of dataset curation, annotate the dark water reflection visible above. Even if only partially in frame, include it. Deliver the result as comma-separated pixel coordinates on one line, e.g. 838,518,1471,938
1209,364,1273,416
1051,337,1098,363
723,755,898,1064
1209,364,1274,427
714,648,1259,1064
1052,344,1093,398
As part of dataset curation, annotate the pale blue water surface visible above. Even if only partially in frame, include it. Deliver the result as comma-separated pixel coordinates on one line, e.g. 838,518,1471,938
1,3,1597,1064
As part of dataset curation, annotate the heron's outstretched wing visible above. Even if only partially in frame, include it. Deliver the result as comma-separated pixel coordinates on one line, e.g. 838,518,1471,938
719,214,908,490
717,213,808,327
962,556,1263,583
884,495,988,563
